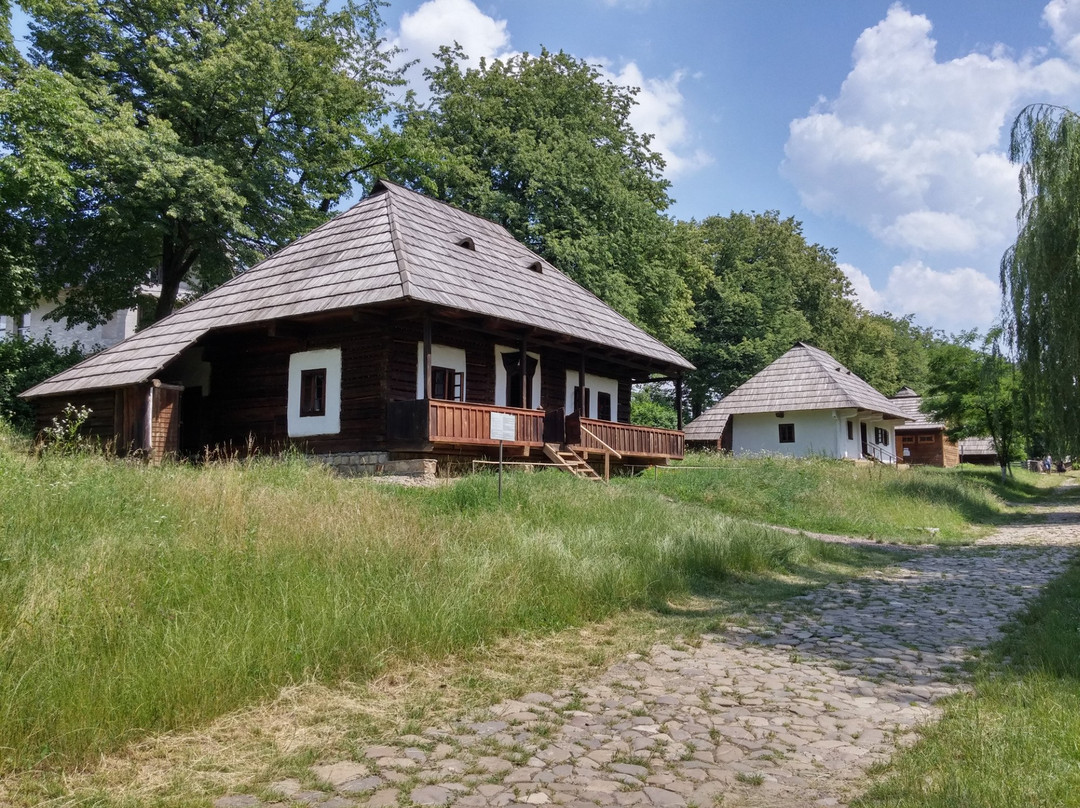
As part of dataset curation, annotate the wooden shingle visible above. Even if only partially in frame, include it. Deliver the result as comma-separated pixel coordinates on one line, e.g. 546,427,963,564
684,343,908,440
23,182,691,399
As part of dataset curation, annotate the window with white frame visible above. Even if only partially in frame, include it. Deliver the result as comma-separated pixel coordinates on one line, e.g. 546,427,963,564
495,346,541,408
287,348,342,437
564,370,618,421
416,344,467,401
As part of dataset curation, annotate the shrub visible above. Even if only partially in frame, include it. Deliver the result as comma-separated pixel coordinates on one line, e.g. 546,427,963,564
0,335,86,432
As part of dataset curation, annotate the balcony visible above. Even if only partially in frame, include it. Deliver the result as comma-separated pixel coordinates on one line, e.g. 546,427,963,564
566,414,684,460
388,400,684,462
387,399,545,449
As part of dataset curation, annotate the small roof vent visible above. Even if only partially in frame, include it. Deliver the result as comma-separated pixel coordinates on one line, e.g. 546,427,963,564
528,260,543,273
456,236,476,251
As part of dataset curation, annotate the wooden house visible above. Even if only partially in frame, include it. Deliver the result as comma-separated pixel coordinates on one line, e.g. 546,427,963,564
683,343,909,462
958,437,998,465
21,181,692,474
889,387,959,467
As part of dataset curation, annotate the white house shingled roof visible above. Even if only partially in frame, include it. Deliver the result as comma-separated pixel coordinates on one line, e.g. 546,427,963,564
23,181,692,398
890,387,946,431
684,342,909,440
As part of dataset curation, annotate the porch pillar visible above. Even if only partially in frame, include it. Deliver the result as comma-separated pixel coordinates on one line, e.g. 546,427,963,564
675,375,683,431
519,339,528,409
578,352,586,416
422,315,432,399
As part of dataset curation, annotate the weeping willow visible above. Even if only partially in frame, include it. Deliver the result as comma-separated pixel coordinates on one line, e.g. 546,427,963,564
1002,104,1080,454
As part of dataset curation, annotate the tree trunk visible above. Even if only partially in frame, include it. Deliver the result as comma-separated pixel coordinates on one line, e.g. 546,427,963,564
153,231,198,323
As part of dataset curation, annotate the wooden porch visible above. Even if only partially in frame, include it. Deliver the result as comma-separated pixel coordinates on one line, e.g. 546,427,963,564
387,400,683,461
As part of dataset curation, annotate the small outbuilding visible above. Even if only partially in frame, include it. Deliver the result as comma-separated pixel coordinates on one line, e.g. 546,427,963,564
890,387,959,467
684,343,909,462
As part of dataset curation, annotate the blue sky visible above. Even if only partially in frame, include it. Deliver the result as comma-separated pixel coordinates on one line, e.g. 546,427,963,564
13,1,1080,334
380,0,1080,335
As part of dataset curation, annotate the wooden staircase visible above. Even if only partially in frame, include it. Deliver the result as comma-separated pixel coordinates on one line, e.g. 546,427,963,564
543,443,603,481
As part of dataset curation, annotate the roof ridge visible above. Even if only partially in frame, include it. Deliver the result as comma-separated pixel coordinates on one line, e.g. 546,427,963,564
798,343,858,400
383,186,413,299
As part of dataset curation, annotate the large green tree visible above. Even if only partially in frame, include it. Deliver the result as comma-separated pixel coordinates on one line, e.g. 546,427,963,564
684,211,857,415
387,47,706,348
1001,103,1080,454
1,0,404,325
922,331,1023,478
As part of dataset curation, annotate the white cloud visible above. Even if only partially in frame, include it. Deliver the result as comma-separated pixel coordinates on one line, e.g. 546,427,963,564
1045,0,1080,62
391,0,514,77
598,62,713,177
845,260,1001,333
839,262,885,311
783,2,1080,261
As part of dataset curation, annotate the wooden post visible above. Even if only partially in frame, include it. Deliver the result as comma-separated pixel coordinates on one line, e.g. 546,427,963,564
604,451,610,482
675,375,684,431
422,315,432,400
519,339,528,409
578,352,586,416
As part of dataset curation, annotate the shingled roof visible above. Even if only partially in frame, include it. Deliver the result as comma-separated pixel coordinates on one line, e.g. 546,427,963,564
890,387,946,431
23,181,692,398
684,342,908,440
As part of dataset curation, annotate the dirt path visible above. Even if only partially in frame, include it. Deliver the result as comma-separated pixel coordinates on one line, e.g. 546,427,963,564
215,494,1080,808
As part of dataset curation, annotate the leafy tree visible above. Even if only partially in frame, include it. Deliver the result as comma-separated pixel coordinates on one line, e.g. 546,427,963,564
630,383,677,430
0,335,85,432
1001,104,1080,454
1,0,405,325
834,312,941,397
388,47,706,347
922,331,1023,478
684,211,856,415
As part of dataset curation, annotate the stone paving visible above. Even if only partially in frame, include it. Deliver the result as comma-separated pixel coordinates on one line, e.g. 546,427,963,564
215,495,1080,808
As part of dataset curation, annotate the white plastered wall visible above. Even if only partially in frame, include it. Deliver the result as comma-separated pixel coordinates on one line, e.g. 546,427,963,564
731,410,843,458
14,297,137,351
415,343,467,399
564,371,618,422
494,345,541,408
287,348,342,437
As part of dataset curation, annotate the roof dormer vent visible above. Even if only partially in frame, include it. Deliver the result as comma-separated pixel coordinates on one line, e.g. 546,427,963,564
528,260,543,273
456,236,476,251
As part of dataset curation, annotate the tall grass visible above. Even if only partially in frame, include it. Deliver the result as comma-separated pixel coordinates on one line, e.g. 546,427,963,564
0,443,851,774
855,545,1080,807
641,453,1053,542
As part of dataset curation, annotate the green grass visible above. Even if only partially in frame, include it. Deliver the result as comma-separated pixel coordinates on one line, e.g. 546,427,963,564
854,527,1080,807
638,453,1059,542
0,438,866,775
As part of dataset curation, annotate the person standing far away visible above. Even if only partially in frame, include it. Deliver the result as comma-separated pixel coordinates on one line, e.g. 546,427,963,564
1045,454,1053,473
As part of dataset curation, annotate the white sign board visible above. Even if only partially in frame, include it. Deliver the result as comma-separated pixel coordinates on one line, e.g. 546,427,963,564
490,412,517,442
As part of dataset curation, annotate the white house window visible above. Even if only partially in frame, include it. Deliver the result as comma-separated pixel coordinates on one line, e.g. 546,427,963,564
416,344,467,401
779,423,795,443
874,426,889,446
564,371,618,421
299,369,327,417
495,346,541,408
287,348,341,437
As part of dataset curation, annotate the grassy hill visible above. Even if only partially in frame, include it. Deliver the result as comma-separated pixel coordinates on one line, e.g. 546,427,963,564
0,425,1055,783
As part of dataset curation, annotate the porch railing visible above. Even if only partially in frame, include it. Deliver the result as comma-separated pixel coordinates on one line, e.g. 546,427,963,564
387,401,685,459
567,415,684,460
387,399,545,447
864,442,898,464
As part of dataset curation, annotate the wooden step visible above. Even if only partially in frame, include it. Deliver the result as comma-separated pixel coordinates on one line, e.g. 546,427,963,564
543,443,603,481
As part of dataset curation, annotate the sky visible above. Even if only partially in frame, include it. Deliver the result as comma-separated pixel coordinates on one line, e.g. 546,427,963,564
13,0,1080,335
376,0,1080,335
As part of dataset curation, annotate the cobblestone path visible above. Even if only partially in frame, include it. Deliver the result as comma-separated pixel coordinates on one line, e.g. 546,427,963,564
216,498,1080,808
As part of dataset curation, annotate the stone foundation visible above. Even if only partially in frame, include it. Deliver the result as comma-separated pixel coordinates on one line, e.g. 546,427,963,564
315,452,438,479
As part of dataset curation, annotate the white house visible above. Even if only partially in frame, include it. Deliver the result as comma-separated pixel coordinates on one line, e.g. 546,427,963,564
684,342,910,463
1,292,138,351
